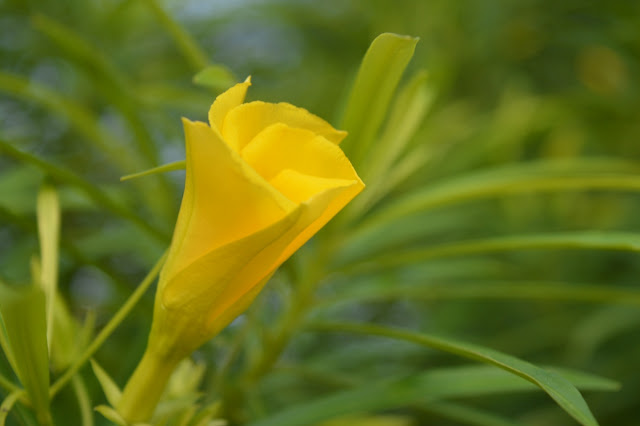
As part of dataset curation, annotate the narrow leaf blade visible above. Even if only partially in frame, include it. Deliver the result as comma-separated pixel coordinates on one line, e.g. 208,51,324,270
0,285,50,424
340,33,418,166
36,184,60,351
120,160,186,182
91,359,122,408
307,323,600,426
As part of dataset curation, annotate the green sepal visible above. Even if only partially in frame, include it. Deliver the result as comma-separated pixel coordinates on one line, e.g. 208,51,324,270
95,405,128,426
91,359,122,408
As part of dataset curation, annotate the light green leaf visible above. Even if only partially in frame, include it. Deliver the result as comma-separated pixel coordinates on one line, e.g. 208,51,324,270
340,33,419,166
363,70,433,181
95,405,128,426
36,184,60,353
0,284,51,424
345,70,433,222
91,359,122,408
307,323,601,426
120,161,186,182
193,66,237,91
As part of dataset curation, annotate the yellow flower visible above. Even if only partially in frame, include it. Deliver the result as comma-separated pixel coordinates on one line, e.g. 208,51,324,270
118,77,363,422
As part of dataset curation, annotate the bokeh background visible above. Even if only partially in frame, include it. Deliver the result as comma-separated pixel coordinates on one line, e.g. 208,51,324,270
1,0,640,425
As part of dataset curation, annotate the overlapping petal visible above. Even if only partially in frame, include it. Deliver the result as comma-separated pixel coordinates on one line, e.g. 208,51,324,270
222,101,347,152
149,79,364,358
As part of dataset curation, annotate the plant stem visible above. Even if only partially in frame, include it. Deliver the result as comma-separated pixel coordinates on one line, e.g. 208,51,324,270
49,251,167,398
117,348,180,423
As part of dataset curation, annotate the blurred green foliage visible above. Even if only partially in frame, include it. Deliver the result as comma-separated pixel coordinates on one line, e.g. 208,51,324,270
1,0,640,425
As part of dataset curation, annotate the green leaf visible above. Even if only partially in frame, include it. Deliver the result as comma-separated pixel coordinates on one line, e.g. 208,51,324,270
307,322,601,426
0,284,51,424
340,33,419,166
317,281,640,309
422,401,522,426
193,66,237,91
0,139,170,243
0,391,23,426
570,306,640,361
71,375,94,426
345,231,640,273
91,359,122,408
249,363,610,426
345,70,433,222
49,252,167,397
36,184,60,352
120,161,186,182
362,70,433,181
94,405,128,426
50,294,81,372
354,159,640,236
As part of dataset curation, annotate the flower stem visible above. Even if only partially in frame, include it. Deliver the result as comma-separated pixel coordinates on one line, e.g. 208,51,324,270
117,348,180,423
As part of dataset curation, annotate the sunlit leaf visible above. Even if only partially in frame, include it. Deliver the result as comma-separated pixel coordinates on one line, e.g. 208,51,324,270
340,33,419,166
0,284,50,424
36,184,60,352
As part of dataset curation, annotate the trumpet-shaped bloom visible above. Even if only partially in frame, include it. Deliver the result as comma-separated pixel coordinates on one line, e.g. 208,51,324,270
119,78,363,422
149,77,364,361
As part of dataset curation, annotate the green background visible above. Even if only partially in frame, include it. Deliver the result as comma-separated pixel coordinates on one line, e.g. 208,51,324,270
1,0,639,425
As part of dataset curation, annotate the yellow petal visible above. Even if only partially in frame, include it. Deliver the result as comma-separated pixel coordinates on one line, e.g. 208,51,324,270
269,169,355,204
204,178,363,336
222,101,348,152
153,207,302,358
241,123,358,183
207,76,251,135
164,119,296,279
274,174,364,264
